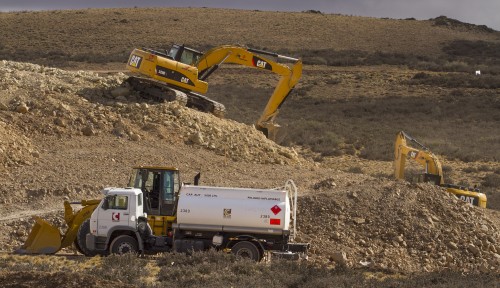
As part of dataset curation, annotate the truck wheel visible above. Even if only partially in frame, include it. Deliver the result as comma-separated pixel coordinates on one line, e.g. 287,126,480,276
76,219,97,256
109,235,138,255
231,241,261,261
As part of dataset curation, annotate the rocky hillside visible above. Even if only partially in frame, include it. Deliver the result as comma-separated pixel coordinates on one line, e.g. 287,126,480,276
0,60,498,275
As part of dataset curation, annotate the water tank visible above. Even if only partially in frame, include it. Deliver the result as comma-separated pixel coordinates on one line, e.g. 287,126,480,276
176,185,291,235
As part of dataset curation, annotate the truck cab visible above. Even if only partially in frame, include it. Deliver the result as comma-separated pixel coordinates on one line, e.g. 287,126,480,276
87,188,144,253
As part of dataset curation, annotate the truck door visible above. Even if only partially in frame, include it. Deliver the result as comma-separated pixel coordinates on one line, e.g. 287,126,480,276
97,194,131,236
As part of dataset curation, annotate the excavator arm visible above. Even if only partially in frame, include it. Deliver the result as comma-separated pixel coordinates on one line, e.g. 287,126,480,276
195,45,302,139
394,131,444,185
394,131,487,208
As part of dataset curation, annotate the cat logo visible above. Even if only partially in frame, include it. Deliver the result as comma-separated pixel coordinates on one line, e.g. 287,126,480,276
252,56,272,70
459,196,475,205
409,151,418,159
181,77,190,84
128,55,142,68
256,60,267,69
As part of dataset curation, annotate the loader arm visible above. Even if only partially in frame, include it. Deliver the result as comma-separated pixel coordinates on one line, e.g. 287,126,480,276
18,199,100,254
195,45,302,139
394,131,444,184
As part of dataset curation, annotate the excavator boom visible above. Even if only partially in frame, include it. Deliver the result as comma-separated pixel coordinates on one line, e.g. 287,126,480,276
196,45,302,138
394,131,443,184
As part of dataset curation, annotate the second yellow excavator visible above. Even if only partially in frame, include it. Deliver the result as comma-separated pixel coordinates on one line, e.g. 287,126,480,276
126,44,302,139
394,131,487,208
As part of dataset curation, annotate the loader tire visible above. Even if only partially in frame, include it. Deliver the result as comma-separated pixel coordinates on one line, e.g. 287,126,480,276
76,219,98,256
74,239,84,255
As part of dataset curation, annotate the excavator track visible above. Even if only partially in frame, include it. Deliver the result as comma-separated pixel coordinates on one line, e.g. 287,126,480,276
126,76,226,118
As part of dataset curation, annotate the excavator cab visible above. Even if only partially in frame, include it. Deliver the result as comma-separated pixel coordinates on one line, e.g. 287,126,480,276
167,44,203,66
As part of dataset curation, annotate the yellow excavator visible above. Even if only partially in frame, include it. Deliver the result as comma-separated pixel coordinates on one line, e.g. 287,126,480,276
126,44,302,139
394,131,487,208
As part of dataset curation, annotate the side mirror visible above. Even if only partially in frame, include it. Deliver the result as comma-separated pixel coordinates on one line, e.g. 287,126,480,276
101,197,110,210
194,172,201,186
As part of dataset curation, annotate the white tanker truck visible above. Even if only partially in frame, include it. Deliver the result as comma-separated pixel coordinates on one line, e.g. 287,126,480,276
85,166,309,261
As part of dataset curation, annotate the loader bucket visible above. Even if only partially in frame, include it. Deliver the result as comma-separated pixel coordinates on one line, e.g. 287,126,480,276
16,217,62,254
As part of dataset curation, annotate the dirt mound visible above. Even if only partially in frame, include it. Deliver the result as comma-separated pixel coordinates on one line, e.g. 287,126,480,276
297,180,500,273
0,120,37,171
0,271,132,288
0,60,303,165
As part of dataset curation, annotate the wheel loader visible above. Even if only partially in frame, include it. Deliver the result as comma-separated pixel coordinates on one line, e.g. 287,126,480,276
394,131,487,207
126,44,302,140
16,199,101,254
17,166,187,255
18,166,308,261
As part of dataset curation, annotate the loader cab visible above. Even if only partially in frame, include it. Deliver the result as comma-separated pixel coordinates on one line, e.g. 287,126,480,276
128,166,181,217
167,44,203,66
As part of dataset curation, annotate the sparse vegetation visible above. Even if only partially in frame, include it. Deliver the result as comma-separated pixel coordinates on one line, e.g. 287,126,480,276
1,252,498,287
91,254,149,286
407,73,500,89
0,7,499,288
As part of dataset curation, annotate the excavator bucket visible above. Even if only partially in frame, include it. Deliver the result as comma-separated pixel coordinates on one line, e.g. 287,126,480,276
16,217,62,254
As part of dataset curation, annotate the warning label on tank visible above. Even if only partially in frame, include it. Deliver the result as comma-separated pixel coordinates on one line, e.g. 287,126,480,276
247,196,281,201
271,205,282,215
270,218,281,225
223,208,231,219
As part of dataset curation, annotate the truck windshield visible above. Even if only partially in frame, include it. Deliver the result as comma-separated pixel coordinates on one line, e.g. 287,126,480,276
104,195,128,210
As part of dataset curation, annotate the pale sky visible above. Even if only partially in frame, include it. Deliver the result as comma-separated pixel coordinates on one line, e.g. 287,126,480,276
1,0,498,31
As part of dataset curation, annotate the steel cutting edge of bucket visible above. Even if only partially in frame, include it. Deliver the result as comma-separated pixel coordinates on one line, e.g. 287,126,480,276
16,216,62,254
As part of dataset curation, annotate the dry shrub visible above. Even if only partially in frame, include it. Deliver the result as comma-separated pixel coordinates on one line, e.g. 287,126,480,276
477,164,492,172
407,73,500,89
463,166,478,174
91,254,149,286
155,250,369,287
347,166,363,174
483,173,500,188
280,121,342,156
